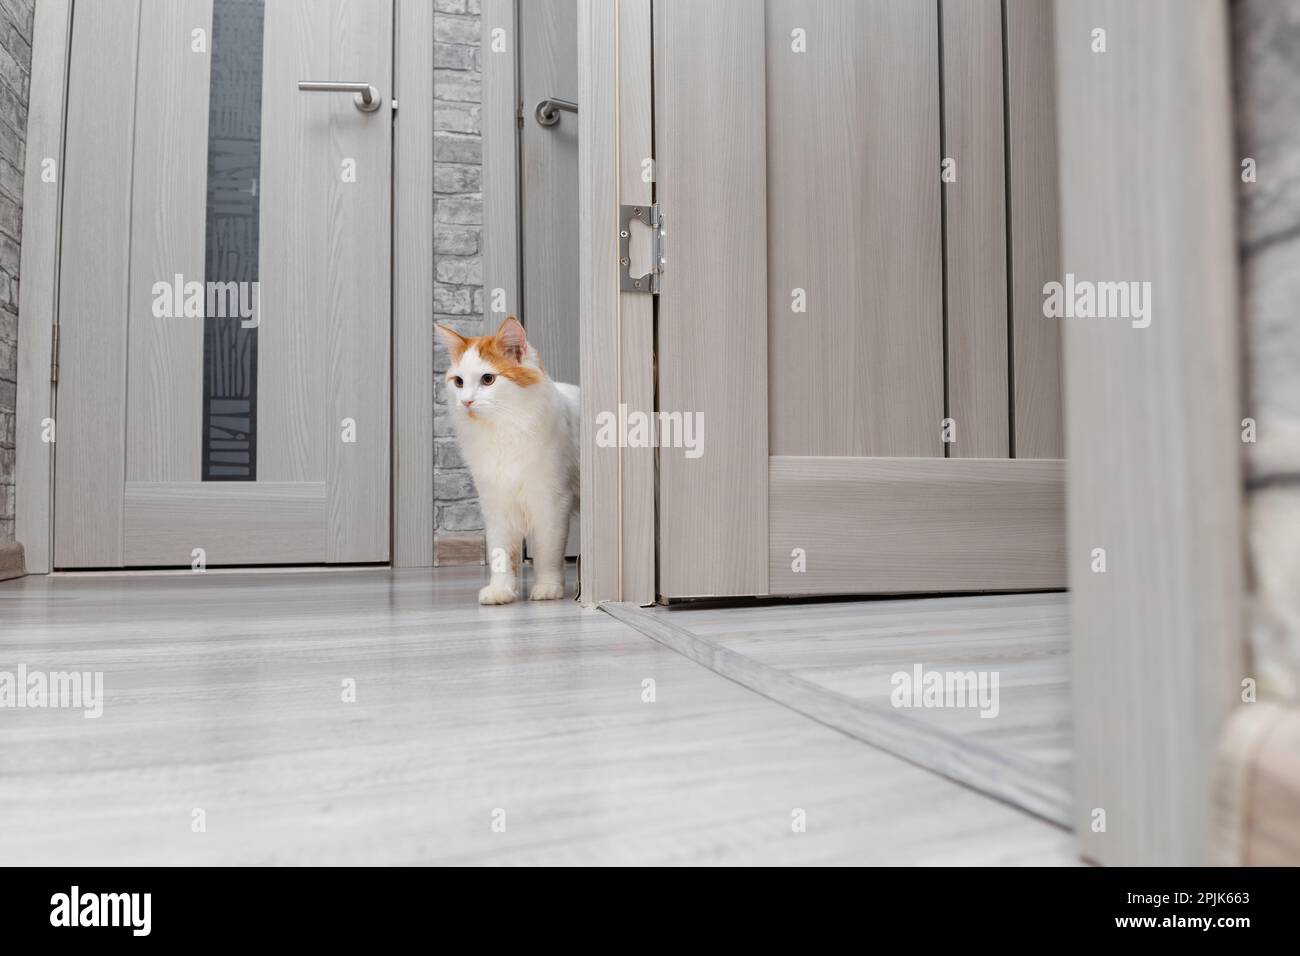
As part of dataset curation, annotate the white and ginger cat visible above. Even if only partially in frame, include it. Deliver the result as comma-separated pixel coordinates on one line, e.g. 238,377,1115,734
436,317,579,605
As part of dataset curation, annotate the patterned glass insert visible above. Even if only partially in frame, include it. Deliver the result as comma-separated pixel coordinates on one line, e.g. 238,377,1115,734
202,0,265,480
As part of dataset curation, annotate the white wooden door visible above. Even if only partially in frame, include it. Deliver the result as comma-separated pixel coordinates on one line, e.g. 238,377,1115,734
653,0,1065,598
53,0,392,568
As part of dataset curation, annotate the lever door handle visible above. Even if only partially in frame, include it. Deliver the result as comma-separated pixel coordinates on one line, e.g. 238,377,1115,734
535,97,578,127
298,80,383,113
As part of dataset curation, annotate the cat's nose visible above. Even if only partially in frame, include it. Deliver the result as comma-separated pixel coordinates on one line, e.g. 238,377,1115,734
461,399,474,407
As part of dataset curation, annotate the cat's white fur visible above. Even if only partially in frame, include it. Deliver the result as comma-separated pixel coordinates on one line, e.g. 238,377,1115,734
437,319,579,605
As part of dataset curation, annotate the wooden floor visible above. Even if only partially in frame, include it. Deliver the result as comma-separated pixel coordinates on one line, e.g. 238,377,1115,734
0,567,1076,865
606,593,1071,825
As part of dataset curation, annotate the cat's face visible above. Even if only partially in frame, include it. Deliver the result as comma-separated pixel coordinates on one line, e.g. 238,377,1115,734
436,317,544,421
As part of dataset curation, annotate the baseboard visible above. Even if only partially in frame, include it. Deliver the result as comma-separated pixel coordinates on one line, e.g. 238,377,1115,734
434,532,485,567
0,541,26,581
1214,702,1300,865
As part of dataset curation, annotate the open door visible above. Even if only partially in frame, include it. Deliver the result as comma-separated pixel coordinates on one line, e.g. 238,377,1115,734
651,0,1065,599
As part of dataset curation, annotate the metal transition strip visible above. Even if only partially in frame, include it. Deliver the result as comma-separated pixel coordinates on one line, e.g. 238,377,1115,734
599,600,1072,830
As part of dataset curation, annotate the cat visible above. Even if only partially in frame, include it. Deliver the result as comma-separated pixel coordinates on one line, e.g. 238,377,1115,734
435,317,579,605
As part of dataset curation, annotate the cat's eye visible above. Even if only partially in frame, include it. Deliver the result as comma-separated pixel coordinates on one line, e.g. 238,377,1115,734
451,376,463,388
480,374,496,386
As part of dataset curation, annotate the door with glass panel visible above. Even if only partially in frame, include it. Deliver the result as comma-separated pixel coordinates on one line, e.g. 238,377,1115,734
53,0,392,567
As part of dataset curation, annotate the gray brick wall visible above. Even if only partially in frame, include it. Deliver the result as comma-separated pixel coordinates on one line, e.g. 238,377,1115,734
433,0,485,547
0,0,33,544
1236,0,1300,699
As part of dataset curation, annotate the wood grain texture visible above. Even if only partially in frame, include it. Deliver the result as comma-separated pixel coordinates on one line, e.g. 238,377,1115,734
480,0,521,319
1056,0,1245,866
766,0,943,459
941,0,1009,458
52,0,142,568
322,0,393,562
1005,0,1063,458
617,0,655,605
434,531,486,566
517,0,581,562
577,0,619,604
14,0,73,574
257,0,328,484
123,481,326,566
126,0,212,484
606,593,1072,826
0,567,1076,864
392,0,436,567
769,456,1066,594
654,0,768,598
519,0,579,387
257,0,392,561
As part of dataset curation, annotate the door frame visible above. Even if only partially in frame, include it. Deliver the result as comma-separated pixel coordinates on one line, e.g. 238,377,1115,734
1054,0,1245,866
578,0,1249,863
16,0,436,572
572,0,655,606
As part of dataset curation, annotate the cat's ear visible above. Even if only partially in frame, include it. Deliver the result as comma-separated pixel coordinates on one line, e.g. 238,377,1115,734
435,323,469,359
495,316,528,363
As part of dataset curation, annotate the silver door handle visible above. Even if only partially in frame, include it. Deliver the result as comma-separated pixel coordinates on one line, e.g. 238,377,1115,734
298,80,383,112
535,97,578,127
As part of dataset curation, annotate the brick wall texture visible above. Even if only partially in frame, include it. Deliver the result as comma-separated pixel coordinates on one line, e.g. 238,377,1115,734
433,0,486,542
0,0,34,543
1235,0,1300,699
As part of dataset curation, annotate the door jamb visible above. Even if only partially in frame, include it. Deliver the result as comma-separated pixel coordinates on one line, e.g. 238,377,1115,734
1055,0,1245,865
14,0,72,575
575,0,655,606
392,0,436,567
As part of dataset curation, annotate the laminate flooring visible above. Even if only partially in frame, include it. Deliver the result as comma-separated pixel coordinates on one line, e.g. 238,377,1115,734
0,567,1075,865
606,593,1072,826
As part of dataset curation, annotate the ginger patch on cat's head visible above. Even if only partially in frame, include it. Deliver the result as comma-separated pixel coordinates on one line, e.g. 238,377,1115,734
436,317,544,390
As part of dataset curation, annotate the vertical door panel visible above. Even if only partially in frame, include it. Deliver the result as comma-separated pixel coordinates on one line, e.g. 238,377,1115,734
127,0,212,484
258,0,392,560
1006,0,1063,458
766,0,942,458
323,0,393,560
654,0,769,598
258,0,331,485
941,0,1009,458
53,0,142,567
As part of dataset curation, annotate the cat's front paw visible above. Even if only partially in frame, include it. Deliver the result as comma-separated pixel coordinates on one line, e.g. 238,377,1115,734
529,578,565,601
478,582,518,605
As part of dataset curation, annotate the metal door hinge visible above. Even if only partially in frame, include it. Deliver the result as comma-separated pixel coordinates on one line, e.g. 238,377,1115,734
50,324,59,384
620,203,664,294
